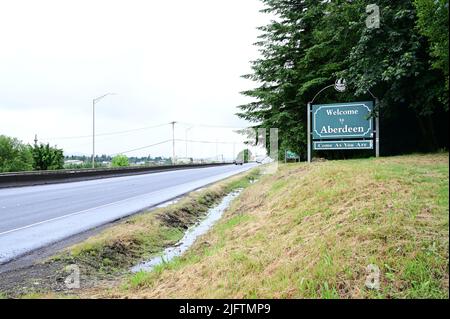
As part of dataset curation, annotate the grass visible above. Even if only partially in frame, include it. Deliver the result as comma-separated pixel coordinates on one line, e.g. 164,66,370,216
52,168,260,277
86,153,448,299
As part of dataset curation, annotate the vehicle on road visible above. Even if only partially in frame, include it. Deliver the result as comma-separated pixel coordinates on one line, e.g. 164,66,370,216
255,156,273,164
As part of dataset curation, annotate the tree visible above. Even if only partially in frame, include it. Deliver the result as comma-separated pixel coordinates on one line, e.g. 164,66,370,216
414,0,449,91
111,154,129,167
237,149,252,163
238,0,448,158
340,0,449,152
32,143,64,170
0,135,33,172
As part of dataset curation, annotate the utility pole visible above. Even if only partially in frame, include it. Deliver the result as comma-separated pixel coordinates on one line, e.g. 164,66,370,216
307,102,312,163
375,97,380,158
34,134,38,147
92,93,116,168
185,126,193,158
215,139,218,162
185,130,188,158
92,99,95,168
171,121,176,165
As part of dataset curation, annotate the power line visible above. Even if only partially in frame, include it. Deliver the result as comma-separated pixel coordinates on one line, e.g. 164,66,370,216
38,121,257,158
177,121,250,129
111,140,172,156
110,138,248,156
42,122,252,141
175,139,244,145
42,123,171,140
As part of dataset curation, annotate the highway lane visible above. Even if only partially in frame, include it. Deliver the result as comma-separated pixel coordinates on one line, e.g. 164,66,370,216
0,163,257,264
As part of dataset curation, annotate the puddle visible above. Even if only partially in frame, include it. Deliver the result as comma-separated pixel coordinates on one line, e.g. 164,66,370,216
131,189,243,273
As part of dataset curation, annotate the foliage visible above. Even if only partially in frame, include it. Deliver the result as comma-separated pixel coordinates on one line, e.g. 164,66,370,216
414,0,449,89
414,0,449,74
88,154,448,299
0,135,33,172
238,0,449,159
32,143,64,170
64,162,109,169
111,154,129,167
237,149,252,162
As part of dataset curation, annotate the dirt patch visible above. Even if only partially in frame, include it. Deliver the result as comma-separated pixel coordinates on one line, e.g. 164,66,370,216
0,259,109,298
157,192,223,229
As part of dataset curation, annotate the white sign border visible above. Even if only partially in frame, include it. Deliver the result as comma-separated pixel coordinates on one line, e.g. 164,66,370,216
312,103,373,139
313,140,374,150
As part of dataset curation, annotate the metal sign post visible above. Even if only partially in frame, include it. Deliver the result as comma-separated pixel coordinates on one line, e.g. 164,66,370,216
375,97,380,158
306,80,379,162
307,102,312,163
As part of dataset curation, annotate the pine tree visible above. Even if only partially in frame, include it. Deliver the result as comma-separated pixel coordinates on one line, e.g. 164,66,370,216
238,0,449,158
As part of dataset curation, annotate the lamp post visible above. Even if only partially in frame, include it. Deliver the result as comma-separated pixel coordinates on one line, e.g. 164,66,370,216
170,121,176,165
92,93,116,168
307,84,335,163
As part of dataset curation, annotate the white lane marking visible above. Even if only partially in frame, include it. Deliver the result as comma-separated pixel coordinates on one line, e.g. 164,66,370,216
0,190,160,237
0,164,237,195
0,165,255,237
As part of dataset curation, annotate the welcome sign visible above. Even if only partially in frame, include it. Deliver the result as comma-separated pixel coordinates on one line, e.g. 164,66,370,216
312,101,374,150
312,101,373,139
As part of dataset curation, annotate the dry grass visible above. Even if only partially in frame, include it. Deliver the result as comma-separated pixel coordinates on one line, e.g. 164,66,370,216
87,153,449,299
51,169,260,279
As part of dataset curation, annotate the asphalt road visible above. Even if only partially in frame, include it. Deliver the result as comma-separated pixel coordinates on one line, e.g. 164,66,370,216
0,163,257,264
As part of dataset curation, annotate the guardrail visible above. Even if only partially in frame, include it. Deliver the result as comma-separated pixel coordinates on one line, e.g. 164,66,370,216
0,163,233,189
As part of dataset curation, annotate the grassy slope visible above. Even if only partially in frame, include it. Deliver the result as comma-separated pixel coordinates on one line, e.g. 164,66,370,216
91,153,449,299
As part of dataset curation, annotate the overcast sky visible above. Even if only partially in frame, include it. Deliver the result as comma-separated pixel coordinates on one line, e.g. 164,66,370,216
0,0,270,159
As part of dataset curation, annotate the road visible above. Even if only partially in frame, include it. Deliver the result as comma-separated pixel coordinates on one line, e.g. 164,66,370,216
0,163,257,264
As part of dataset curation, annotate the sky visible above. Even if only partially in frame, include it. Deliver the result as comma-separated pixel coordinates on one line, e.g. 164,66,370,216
0,0,270,160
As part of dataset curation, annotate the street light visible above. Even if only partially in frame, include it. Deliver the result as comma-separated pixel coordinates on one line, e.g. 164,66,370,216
92,93,117,168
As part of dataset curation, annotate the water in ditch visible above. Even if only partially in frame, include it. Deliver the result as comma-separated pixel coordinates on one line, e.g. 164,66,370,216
131,189,243,273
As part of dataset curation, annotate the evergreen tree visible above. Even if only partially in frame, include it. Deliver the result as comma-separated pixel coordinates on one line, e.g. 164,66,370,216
238,0,449,158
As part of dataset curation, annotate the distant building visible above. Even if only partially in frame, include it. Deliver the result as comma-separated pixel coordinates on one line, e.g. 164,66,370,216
101,161,111,165
64,160,84,165
176,157,193,164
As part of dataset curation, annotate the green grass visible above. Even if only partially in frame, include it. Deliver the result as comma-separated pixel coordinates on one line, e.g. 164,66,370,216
107,153,448,299
51,168,260,278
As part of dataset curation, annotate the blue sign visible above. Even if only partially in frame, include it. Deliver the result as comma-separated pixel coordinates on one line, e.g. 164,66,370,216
312,102,374,140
